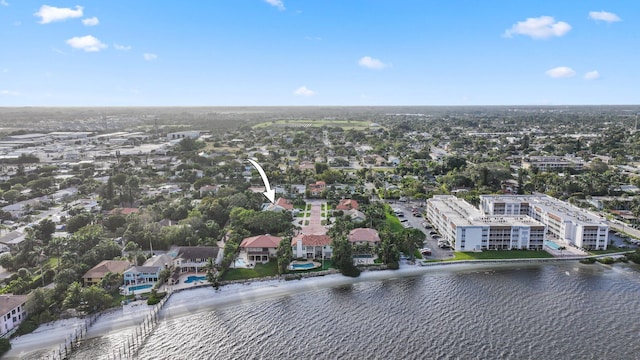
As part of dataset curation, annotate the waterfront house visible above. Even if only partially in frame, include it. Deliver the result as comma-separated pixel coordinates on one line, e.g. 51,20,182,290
291,234,332,259
0,294,28,338
172,246,219,273
347,228,380,246
240,234,282,263
123,266,161,286
82,260,131,287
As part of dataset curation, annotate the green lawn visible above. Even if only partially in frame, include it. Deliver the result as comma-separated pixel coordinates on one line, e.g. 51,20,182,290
222,261,279,281
385,212,403,233
451,250,554,260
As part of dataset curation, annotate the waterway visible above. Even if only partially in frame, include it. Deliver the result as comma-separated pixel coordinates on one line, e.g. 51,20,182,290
29,262,640,359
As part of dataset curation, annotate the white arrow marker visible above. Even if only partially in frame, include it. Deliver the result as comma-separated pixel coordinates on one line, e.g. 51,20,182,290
247,159,275,204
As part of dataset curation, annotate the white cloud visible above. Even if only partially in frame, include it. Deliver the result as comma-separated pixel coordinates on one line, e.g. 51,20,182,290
82,17,99,26
358,56,390,70
293,86,315,96
1,90,20,96
66,35,107,52
265,0,285,11
545,66,576,78
114,44,132,51
504,16,571,39
34,5,83,24
143,53,158,61
589,11,621,23
584,70,600,80
1,0,9,6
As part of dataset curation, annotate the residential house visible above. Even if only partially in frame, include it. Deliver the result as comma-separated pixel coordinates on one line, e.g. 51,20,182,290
299,161,315,171
0,294,28,338
172,246,219,273
348,210,367,223
0,231,25,248
262,197,294,212
167,131,201,140
292,234,333,259
199,184,219,197
336,199,359,211
308,181,326,197
108,207,139,216
240,234,282,263
347,228,380,246
82,260,131,287
123,266,161,286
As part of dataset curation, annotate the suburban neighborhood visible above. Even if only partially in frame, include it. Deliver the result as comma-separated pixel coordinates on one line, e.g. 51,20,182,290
0,107,640,355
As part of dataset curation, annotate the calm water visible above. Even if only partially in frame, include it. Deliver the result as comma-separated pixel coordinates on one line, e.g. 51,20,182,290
67,263,640,359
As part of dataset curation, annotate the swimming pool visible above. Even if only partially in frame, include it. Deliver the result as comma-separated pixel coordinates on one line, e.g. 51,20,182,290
290,262,316,270
127,284,153,292
545,240,564,250
184,275,207,283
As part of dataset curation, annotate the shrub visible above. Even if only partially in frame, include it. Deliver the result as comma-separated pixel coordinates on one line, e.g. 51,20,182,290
14,319,38,336
596,257,615,265
580,258,596,264
341,264,361,277
0,338,10,356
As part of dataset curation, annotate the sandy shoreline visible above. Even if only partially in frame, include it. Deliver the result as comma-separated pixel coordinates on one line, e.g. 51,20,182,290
4,259,578,358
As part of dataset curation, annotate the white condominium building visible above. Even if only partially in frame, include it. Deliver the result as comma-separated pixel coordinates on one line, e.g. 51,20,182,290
426,195,546,252
479,195,608,250
521,156,584,172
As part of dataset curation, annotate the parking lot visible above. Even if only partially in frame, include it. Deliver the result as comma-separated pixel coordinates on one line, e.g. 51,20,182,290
389,202,455,260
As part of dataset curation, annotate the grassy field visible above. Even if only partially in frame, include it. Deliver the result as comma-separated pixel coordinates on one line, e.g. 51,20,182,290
451,250,555,260
385,212,403,233
221,261,279,281
252,119,371,130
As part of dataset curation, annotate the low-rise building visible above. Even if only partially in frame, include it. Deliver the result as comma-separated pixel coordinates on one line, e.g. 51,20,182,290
0,294,28,338
426,195,547,251
347,228,380,246
82,260,131,287
240,234,282,263
292,234,332,259
521,155,584,172
308,181,326,197
172,246,220,273
480,195,608,250
336,199,359,211
123,266,161,286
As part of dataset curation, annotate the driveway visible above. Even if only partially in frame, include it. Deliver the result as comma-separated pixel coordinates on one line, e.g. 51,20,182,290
301,202,327,235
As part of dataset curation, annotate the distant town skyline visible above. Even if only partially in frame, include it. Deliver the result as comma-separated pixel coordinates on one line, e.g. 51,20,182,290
0,1,637,106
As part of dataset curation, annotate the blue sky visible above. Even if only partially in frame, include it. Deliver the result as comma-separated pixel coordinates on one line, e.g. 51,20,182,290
0,1,637,106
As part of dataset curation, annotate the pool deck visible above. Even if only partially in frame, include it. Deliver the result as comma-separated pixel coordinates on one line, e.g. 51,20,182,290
159,272,212,292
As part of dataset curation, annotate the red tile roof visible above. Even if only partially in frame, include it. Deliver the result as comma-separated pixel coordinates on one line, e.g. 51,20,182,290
109,207,139,215
348,228,380,243
291,234,332,247
240,234,282,248
336,199,359,211
275,197,294,210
